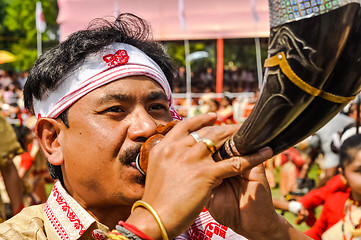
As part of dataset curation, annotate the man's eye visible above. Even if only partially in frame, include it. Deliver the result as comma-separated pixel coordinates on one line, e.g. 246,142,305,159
105,106,124,113
149,104,167,111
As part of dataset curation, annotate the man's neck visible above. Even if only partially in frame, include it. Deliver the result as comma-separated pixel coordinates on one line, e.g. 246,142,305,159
59,180,133,228
85,204,132,228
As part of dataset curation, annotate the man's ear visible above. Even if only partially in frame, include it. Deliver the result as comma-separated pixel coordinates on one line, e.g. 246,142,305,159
35,118,64,166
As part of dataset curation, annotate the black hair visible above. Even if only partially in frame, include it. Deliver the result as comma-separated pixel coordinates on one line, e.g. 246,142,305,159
12,125,32,150
24,13,175,113
339,134,361,170
223,96,233,105
210,99,220,109
23,13,176,181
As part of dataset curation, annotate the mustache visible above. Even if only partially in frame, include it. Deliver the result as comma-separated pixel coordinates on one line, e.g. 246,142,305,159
119,143,146,185
119,144,142,165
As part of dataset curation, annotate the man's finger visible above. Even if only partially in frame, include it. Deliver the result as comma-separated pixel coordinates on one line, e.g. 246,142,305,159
164,113,217,140
210,147,273,179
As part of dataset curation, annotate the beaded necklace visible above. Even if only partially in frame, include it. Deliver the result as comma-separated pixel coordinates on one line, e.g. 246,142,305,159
342,199,361,240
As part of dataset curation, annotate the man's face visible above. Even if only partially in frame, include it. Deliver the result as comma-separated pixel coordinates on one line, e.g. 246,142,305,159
58,76,173,208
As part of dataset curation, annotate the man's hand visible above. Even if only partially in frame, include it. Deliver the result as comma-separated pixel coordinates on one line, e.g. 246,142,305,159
127,113,310,240
295,207,310,225
206,156,282,239
206,153,312,240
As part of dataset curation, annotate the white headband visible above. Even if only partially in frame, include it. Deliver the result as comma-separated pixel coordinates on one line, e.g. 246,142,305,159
33,43,182,121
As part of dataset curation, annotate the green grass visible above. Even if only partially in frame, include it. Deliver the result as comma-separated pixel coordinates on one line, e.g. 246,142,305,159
272,186,311,232
271,163,322,232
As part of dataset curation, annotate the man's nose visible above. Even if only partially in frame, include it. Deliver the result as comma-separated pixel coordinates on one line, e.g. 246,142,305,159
127,108,157,141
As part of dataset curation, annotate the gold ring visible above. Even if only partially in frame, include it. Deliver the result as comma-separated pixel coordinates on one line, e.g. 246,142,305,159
201,137,216,153
190,131,201,142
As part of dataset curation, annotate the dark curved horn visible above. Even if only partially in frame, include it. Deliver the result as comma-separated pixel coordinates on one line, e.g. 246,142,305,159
136,1,361,175
217,2,361,159
267,8,361,155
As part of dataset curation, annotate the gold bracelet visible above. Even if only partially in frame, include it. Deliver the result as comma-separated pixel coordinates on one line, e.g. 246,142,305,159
131,200,169,240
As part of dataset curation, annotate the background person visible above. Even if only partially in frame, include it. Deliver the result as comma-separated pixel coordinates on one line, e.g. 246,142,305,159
299,112,354,188
0,114,24,221
321,134,361,239
273,134,361,239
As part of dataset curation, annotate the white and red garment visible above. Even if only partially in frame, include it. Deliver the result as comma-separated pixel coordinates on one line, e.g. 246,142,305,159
44,181,96,240
176,208,247,240
33,43,182,121
45,181,247,240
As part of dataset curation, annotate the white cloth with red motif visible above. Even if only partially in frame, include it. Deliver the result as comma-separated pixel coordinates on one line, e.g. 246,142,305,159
0,181,247,240
176,208,247,240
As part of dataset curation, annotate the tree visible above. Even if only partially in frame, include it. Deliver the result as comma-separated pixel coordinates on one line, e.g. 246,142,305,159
164,40,215,70
164,38,268,75
223,38,269,71
0,0,59,72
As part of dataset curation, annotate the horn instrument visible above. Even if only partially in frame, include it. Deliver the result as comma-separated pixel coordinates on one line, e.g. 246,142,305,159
136,0,361,175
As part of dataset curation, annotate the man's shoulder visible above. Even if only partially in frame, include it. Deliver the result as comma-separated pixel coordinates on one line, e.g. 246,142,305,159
5,203,46,222
0,204,47,239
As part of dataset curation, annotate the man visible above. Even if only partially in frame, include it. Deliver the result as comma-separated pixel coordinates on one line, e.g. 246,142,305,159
0,114,24,221
0,13,310,240
299,112,354,188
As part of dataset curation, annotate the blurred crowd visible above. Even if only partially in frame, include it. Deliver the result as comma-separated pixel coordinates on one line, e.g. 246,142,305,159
269,99,361,240
1,66,361,240
173,66,259,94
0,69,51,222
171,66,260,123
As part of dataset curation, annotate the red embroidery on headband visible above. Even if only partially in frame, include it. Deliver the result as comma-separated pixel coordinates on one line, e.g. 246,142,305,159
37,113,42,119
170,109,183,120
103,50,129,67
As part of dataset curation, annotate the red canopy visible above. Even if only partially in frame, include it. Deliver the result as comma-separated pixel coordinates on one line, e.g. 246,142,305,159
57,0,270,41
